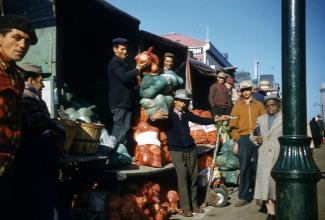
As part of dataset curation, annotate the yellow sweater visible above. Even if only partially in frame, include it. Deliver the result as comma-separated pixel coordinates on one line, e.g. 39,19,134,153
229,99,266,141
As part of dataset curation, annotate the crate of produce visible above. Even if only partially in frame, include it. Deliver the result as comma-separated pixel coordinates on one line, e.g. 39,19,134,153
70,122,104,154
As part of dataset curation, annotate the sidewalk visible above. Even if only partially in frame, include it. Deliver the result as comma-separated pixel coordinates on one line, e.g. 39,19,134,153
170,144,325,220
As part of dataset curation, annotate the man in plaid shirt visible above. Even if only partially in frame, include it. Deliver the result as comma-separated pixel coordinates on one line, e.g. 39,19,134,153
0,15,37,218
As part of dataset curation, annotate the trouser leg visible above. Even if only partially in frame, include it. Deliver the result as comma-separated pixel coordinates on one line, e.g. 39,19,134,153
187,149,199,208
0,170,14,220
111,108,132,147
170,151,191,210
238,135,257,201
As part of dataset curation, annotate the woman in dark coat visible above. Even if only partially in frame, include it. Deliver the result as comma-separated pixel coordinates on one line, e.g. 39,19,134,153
309,115,323,148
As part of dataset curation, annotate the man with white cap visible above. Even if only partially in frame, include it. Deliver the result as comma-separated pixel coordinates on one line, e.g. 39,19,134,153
229,80,266,207
151,89,228,217
209,71,232,116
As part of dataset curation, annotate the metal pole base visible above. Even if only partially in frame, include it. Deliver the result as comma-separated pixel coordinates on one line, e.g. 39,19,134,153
271,135,321,220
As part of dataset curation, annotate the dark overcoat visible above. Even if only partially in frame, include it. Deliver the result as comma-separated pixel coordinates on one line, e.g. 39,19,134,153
107,55,138,109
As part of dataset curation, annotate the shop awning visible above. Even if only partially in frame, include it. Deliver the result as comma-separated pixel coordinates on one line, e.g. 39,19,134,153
189,58,216,76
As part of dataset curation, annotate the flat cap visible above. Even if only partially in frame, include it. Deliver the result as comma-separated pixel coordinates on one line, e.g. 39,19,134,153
19,63,51,78
239,80,253,90
112,37,128,46
217,72,227,78
0,15,37,45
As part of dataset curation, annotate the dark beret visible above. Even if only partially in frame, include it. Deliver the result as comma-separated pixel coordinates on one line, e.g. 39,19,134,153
0,15,38,45
112,37,128,46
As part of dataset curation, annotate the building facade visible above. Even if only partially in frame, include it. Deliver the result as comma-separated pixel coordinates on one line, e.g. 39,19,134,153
162,33,232,69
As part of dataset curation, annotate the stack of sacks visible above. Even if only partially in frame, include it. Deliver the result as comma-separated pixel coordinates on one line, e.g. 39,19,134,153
134,109,171,165
216,139,240,184
105,182,180,220
189,110,217,144
136,47,183,117
133,121,171,167
216,139,238,171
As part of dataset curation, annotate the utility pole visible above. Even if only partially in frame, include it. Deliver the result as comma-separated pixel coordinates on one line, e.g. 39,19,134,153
271,0,321,219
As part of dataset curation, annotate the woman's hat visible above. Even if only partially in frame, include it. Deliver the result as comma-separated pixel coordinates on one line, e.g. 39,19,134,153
263,94,281,104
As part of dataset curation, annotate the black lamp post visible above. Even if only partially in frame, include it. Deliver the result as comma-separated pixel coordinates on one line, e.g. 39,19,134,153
271,0,321,219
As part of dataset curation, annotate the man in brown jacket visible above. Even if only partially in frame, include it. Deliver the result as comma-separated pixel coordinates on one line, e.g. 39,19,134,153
229,80,266,207
209,71,232,116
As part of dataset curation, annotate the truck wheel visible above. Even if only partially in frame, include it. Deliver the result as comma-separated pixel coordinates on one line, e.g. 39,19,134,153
219,184,228,194
208,188,228,207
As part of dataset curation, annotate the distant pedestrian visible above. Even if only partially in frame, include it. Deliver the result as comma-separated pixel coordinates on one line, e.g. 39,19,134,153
316,114,324,139
225,77,235,111
209,71,232,116
309,114,323,148
252,84,264,103
250,95,282,220
229,80,266,207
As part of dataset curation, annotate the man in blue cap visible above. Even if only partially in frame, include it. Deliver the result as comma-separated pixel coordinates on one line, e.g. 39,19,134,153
0,15,37,219
107,38,148,152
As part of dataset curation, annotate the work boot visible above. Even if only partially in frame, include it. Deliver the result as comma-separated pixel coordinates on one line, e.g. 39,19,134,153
182,209,193,217
235,199,250,207
193,207,204,213
266,214,276,220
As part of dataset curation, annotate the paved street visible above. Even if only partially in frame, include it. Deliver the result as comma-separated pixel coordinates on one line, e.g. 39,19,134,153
171,144,325,220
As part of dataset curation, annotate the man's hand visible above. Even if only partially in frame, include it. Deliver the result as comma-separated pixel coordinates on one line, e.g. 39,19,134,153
255,135,263,145
233,142,239,155
150,111,168,121
214,115,229,122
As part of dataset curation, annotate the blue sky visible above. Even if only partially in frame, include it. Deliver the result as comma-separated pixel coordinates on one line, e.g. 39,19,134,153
109,0,325,119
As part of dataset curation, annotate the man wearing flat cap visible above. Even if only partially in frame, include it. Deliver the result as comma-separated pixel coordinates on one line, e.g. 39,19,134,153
229,80,266,207
0,15,37,218
209,71,232,116
13,63,65,219
108,37,148,152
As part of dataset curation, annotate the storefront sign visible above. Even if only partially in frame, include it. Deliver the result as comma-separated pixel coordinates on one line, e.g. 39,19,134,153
189,47,203,55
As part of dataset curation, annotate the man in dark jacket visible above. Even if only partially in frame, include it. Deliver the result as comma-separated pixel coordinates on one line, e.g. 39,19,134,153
151,89,228,217
108,38,148,152
13,63,65,220
309,115,323,148
209,71,232,116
